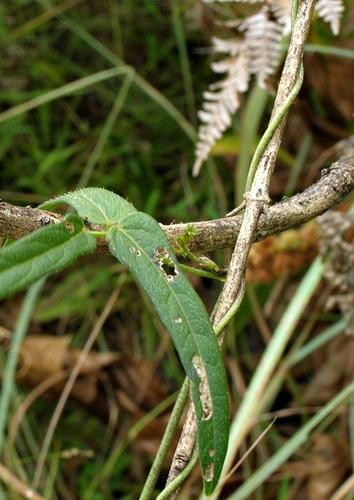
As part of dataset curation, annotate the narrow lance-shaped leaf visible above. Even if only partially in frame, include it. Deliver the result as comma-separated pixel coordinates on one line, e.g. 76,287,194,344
109,212,229,494
42,188,230,494
0,215,96,300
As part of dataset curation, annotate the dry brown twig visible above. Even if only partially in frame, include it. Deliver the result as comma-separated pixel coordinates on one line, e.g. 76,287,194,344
165,0,320,490
0,157,353,254
32,286,122,489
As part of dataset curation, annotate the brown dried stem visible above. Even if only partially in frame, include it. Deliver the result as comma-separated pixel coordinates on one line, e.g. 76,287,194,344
1,157,353,255
165,0,317,493
0,462,44,500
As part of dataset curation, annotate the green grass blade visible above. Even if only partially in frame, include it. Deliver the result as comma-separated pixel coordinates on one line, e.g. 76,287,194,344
38,0,196,140
236,84,268,204
0,279,45,456
227,381,354,500
304,43,354,59
0,67,129,125
78,73,134,188
289,319,345,366
170,0,196,123
207,257,325,499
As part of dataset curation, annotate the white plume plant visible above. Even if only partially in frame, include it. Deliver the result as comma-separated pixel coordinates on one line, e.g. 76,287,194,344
193,0,345,175
239,8,283,88
193,40,251,176
193,4,286,176
315,0,345,36
267,0,292,34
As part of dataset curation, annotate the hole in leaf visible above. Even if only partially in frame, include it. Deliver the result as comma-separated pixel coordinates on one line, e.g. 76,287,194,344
161,262,176,276
192,355,213,421
203,462,214,482
208,450,215,457
65,222,75,234
152,247,179,281
175,316,183,324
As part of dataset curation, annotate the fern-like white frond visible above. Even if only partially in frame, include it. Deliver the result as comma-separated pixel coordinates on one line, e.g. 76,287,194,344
240,8,283,88
267,0,292,35
315,0,345,35
193,43,251,176
194,0,344,174
194,5,285,174
212,36,244,56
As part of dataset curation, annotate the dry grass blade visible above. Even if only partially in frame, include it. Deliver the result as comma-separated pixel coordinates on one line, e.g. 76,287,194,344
32,283,123,489
0,463,44,500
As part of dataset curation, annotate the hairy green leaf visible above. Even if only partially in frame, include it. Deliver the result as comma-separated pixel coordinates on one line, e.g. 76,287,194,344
41,187,229,493
40,187,136,225
108,212,229,494
0,215,96,300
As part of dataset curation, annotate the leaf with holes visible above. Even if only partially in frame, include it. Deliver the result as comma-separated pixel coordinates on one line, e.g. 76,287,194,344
108,211,229,494
0,215,96,300
41,187,230,493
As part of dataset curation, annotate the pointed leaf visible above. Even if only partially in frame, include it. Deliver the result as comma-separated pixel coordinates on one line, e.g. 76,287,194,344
40,187,136,226
0,215,96,300
40,187,230,493
108,212,229,494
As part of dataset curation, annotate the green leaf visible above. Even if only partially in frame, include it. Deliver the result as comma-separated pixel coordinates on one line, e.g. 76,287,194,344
108,211,229,494
0,215,96,300
40,187,136,226
40,187,229,492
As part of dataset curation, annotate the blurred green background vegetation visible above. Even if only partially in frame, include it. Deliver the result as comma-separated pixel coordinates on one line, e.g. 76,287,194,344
1,1,354,498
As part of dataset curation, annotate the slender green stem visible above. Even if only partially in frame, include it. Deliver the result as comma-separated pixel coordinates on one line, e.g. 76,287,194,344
0,279,45,456
78,72,134,187
243,0,301,194
245,64,304,191
179,263,225,282
214,282,246,336
85,391,179,499
304,43,354,59
139,379,191,500
88,230,108,238
170,0,196,123
38,0,196,141
156,449,199,500
236,85,268,204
